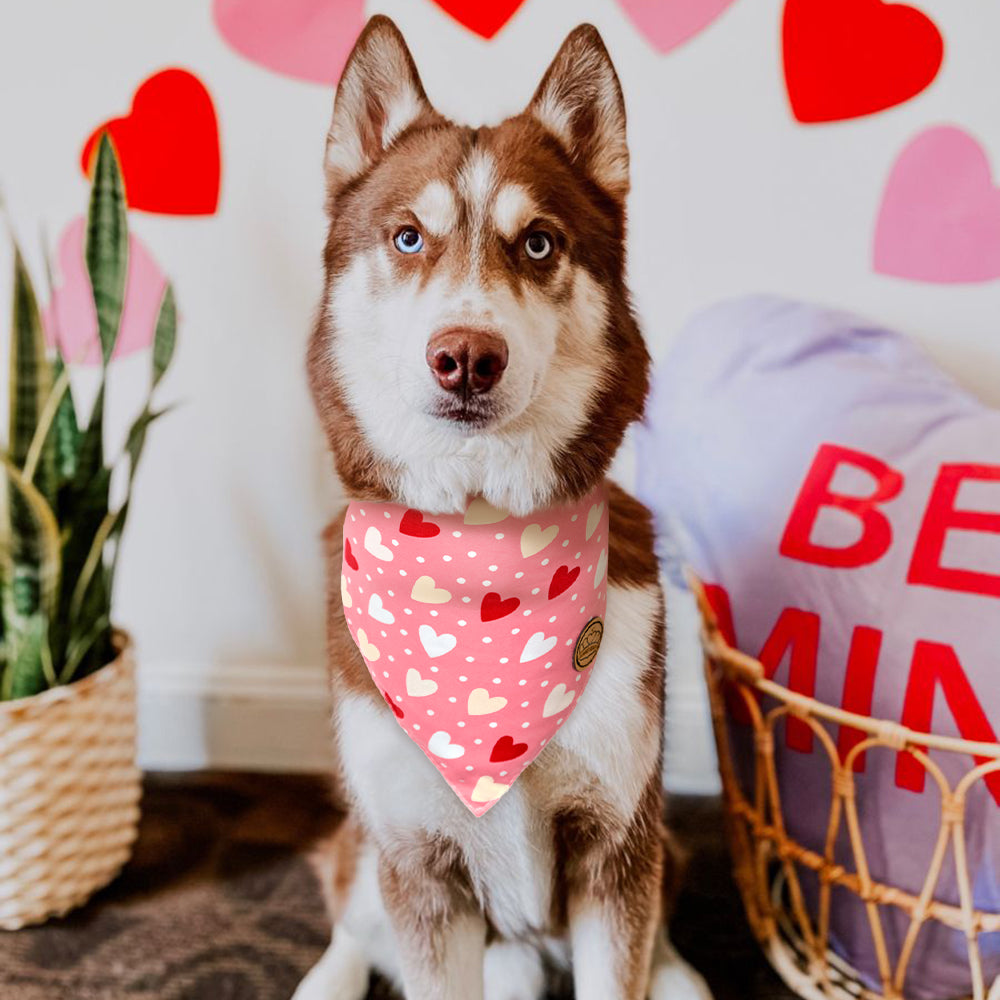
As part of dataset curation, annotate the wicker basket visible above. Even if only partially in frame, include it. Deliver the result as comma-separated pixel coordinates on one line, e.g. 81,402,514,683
689,575,1000,1000
0,632,141,930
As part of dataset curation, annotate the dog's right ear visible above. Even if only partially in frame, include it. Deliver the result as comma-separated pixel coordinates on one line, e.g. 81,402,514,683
325,16,438,197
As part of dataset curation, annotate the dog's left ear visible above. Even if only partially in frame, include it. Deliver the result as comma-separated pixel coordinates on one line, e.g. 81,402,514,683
529,24,629,201
325,15,439,196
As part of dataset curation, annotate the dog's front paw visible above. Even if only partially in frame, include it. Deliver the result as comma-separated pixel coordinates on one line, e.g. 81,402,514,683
648,937,713,1000
291,929,369,1000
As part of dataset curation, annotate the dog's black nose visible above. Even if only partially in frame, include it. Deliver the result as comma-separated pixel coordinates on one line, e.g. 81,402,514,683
426,328,508,395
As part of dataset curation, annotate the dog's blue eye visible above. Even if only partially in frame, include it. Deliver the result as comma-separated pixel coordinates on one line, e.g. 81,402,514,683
394,227,424,254
525,231,553,260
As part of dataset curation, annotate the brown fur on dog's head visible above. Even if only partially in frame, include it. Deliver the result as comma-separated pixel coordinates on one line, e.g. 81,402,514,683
309,16,649,515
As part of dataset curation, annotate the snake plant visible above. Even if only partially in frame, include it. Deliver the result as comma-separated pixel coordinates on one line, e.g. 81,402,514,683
1,135,176,700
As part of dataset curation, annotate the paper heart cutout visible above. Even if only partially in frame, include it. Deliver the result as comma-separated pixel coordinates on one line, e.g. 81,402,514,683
594,549,608,588
356,628,380,661
521,524,558,558
490,735,528,763
43,216,167,366
411,575,452,604
481,591,520,622
465,497,508,525
419,624,457,658
782,0,943,123
344,537,358,571
406,667,438,697
543,683,575,719
368,593,394,624
585,502,605,540
212,0,364,85
428,730,465,759
383,690,404,719
520,631,558,663
430,0,526,39
364,526,393,562
472,774,510,803
548,565,580,600
400,509,440,538
340,574,352,608
81,69,220,215
615,0,739,54
874,126,1000,284
468,688,508,716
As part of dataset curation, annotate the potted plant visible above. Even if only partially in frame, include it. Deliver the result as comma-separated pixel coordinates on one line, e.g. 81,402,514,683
0,135,176,929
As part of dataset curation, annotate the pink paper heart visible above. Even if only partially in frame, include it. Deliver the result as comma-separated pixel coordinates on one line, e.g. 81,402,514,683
874,126,1000,284
44,217,167,365
212,0,365,85
615,0,740,53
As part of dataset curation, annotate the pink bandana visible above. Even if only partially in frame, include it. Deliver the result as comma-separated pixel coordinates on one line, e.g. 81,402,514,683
341,486,609,816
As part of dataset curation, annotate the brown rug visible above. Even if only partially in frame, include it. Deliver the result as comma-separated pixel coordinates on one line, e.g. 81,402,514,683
0,773,794,1000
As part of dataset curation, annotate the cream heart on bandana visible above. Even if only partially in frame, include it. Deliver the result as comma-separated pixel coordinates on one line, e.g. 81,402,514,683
520,523,558,557
411,575,452,604
341,574,352,608
343,484,609,816
364,526,393,562
468,688,507,715
406,668,438,697
472,775,510,803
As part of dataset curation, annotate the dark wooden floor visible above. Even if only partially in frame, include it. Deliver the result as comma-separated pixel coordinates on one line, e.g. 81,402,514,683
0,773,795,999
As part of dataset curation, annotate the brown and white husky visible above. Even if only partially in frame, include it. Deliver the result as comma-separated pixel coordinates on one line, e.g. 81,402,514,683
297,16,713,1000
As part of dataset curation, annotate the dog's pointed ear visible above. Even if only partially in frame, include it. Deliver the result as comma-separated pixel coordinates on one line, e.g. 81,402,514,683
528,25,629,201
325,16,438,195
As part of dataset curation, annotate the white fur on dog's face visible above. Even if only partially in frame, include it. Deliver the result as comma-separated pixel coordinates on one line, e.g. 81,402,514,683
324,154,613,515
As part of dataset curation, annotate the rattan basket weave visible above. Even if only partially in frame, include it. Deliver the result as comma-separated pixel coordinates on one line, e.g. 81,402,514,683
0,633,141,930
689,575,1000,1000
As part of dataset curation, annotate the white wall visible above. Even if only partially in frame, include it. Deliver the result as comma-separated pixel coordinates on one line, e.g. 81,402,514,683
1,0,998,792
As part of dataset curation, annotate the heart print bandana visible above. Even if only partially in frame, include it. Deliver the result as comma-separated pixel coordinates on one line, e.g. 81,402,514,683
341,485,609,816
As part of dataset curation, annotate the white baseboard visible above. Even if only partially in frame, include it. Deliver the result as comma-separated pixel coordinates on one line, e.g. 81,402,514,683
136,661,722,795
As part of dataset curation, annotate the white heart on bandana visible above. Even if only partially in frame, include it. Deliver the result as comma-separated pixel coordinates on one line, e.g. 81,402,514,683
519,631,558,663
368,593,394,624
419,624,457,658
364,526,393,562
428,731,465,759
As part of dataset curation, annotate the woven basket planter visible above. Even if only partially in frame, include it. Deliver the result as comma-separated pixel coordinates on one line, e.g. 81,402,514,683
689,576,1000,1000
0,632,141,930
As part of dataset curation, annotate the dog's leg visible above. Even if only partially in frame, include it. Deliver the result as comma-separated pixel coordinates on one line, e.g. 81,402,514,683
484,941,546,1000
648,931,714,1000
291,927,369,1000
379,852,486,1000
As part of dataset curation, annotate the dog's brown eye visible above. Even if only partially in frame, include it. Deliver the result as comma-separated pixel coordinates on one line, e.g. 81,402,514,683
394,227,424,254
524,231,553,261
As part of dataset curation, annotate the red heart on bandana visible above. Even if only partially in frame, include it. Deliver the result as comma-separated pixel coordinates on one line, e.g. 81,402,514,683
400,509,441,538
490,735,528,763
548,565,580,600
430,0,527,39
481,592,520,622
384,690,404,719
81,68,221,215
344,538,359,571
782,0,943,124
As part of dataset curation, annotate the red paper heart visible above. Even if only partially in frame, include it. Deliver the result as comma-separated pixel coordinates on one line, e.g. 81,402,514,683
548,565,581,600
344,538,359,571
384,690,404,719
490,735,528,763
481,592,520,622
430,0,527,39
400,509,441,538
81,68,221,215
782,0,943,124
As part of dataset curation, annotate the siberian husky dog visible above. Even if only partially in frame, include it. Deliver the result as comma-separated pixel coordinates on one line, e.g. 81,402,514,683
298,15,712,1000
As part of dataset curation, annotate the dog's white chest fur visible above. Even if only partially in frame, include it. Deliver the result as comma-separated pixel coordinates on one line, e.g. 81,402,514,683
335,580,661,937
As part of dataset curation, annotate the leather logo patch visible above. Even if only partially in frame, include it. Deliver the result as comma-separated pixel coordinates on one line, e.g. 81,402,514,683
573,617,604,671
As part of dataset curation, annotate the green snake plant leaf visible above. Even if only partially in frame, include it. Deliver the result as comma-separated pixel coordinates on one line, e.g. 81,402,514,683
85,133,128,367
49,355,81,485
68,505,122,624
152,283,177,388
0,456,61,627
3,613,50,700
10,248,57,506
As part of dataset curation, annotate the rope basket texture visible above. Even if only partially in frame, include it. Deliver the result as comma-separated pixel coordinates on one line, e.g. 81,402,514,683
0,633,140,930
689,576,1000,1000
